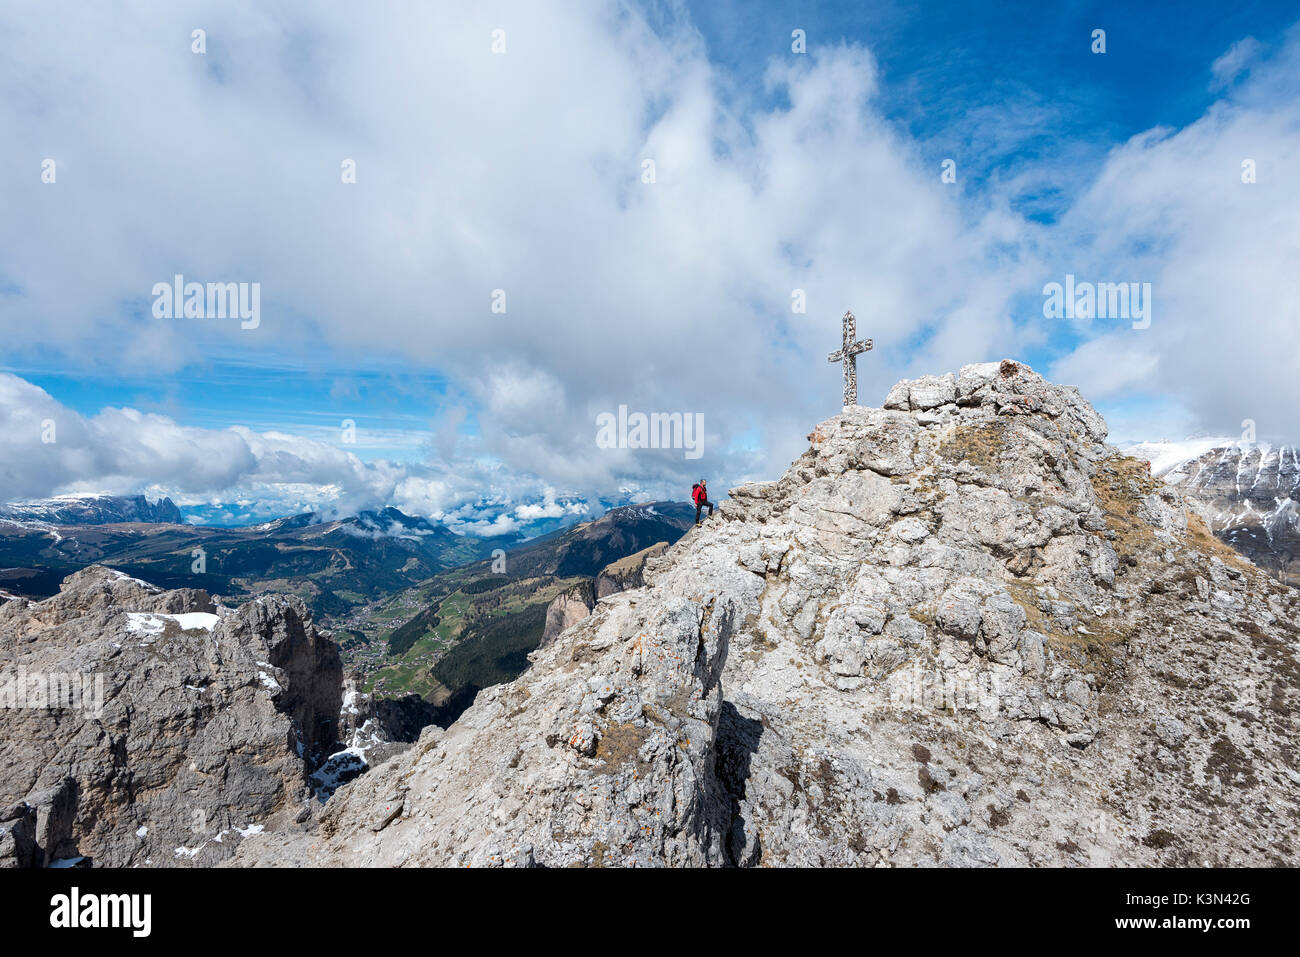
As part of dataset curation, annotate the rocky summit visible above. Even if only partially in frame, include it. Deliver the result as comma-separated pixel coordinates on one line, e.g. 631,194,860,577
228,361,1300,867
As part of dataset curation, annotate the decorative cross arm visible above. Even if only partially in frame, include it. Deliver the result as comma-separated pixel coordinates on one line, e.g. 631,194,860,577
827,340,870,362
828,310,872,406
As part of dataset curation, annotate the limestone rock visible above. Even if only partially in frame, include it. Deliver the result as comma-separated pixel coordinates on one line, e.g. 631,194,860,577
540,581,596,646
0,566,344,867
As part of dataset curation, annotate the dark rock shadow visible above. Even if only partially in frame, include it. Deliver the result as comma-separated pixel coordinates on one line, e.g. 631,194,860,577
716,700,764,867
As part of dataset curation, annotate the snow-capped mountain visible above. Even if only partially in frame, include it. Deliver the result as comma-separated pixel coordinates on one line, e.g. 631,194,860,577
0,494,183,526
1124,440,1300,586
253,507,455,539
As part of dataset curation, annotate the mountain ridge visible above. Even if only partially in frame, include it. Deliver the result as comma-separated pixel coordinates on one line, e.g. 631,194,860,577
1124,440,1300,587
0,494,183,526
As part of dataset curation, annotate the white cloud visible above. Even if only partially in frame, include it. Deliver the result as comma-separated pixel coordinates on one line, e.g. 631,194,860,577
1046,28,1300,441
1211,36,1262,89
0,372,574,529
457,514,523,537
0,2,1050,501
1,2,1296,512
0,372,388,506
1049,337,1159,400
514,487,588,521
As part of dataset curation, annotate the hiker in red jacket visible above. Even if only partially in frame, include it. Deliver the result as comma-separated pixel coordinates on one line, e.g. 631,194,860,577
691,479,714,525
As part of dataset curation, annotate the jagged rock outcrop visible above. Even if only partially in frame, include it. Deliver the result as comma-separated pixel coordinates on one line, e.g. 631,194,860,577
230,361,1300,867
540,542,671,645
234,546,759,866
0,566,343,866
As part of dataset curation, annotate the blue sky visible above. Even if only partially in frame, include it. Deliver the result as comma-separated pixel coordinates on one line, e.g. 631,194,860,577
1,1,1297,528
9,361,464,461
689,1,1294,140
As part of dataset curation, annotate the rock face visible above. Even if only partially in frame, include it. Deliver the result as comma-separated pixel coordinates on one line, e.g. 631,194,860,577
0,566,343,867
541,580,596,646
1160,445,1300,588
540,542,671,646
596,542,669,598
230,361,1300,867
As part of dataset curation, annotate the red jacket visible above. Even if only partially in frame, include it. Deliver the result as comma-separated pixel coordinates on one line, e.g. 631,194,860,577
692,485,707,505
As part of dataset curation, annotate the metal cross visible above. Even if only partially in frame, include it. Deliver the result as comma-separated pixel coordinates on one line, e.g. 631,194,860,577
827,310,872,406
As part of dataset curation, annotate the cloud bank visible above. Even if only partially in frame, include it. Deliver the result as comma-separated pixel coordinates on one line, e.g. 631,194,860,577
1,3,1297,522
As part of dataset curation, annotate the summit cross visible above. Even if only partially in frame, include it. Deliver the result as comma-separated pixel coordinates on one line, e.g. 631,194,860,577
828,310,872,406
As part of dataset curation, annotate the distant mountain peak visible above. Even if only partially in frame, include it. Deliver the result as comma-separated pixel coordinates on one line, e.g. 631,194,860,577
0,493,183,526
1149,440,1299,587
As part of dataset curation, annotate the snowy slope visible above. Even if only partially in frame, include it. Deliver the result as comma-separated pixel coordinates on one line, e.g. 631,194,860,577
0,494,184,525
1121,439,1300,586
